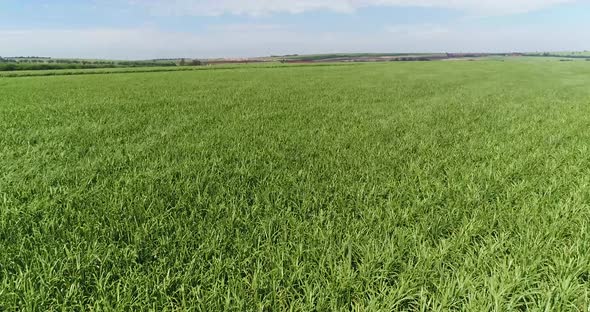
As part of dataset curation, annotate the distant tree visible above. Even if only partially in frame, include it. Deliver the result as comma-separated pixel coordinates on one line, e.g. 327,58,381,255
179,58,186,66
190,59,202,66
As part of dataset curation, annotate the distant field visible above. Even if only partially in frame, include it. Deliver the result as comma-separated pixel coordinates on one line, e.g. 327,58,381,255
277,53,439,61
0,65,229,78
524,52,590,59
0,62,363,78
0,60,179,72
2,61,590,310
0,66,190,77
449,56,590,62
549,51,590,57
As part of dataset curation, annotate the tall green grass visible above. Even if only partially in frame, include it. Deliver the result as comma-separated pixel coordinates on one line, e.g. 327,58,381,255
1,61,590,310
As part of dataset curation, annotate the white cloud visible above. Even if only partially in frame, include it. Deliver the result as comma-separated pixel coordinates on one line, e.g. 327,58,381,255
131,0,576,16
1,22,588,59
0,28,206,59
385,24,449,38
207,23,286,32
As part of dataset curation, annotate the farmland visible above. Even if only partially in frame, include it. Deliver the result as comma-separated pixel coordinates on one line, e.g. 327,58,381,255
0,58,180,72
2,61,590,310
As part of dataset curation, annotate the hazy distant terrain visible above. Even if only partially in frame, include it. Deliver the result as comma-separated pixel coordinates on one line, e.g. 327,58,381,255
3,51,590,73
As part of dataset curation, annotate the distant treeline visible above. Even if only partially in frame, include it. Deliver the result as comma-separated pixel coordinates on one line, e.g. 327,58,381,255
0,57,202,71
0,63,112,71
283,53,422,61
526,53,590,59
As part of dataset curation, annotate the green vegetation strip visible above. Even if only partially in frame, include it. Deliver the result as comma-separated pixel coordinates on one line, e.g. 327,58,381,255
2,61,590,310
0,62,363,78
0,65,230,78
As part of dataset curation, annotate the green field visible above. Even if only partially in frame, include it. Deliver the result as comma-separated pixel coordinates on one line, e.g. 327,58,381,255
2,61,590,310
0,63,359,78
275,53,440,61
0,58,180,72
524,52,590,59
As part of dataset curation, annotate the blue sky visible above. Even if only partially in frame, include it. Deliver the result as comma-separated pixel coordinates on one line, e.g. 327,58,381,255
0,0,588,59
